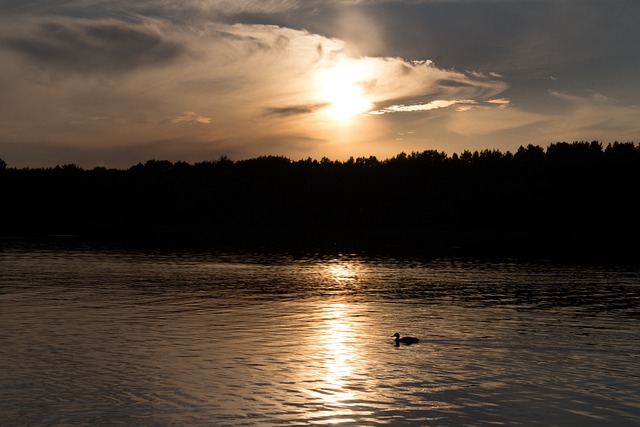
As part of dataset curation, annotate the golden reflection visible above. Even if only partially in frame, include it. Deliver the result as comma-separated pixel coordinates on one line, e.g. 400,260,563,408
316,302,358,422
321,258,367,288
323,303,354,378
296,259,373,423
326,264,356,285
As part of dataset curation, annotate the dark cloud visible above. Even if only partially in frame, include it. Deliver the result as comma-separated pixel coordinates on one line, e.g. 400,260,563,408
265,103,329,118
1,18,186,74
224,1,640,73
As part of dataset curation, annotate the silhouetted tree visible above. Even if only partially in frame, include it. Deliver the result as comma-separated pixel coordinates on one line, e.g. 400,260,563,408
2,141,639,258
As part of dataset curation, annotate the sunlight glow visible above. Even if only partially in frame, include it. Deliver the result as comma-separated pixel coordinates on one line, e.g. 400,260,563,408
318,62,374,121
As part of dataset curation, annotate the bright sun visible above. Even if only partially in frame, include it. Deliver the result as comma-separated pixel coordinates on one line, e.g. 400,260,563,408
318,62,373,121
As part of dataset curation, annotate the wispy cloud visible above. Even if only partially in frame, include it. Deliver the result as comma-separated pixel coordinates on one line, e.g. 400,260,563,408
0,17,186,75
162,112,212,126
264,104,329,118
368,99,477,115
547,90,640,135
487,98,510,107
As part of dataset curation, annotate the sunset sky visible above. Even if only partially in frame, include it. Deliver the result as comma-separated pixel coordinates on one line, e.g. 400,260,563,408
1,0,639,168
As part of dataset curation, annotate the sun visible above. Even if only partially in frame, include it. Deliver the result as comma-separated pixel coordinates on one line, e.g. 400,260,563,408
317,61,373,121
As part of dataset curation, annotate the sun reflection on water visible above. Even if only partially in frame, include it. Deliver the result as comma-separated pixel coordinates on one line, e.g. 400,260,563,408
305,260,371,422
319,258,368,291
326,264,357,284
323,303,354,379
315,302,360,423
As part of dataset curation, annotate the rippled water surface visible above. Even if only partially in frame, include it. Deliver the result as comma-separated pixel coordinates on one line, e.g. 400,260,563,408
1,248,639,426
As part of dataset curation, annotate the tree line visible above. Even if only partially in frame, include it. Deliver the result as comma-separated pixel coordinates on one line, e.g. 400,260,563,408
1,141,638,258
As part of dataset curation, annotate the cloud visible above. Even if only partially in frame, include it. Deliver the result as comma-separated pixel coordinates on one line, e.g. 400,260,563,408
547,90,640,135
429,89,640,155
0,17,186,75
487,98,510,108
264,104,329,118
0,2,531,169
368,99,476,115
162,112,212,126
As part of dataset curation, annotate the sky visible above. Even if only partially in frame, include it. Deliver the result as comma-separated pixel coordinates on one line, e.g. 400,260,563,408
1,0,639,168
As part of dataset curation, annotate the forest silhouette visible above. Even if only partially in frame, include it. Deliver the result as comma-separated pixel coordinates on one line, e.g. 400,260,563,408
1,141,638,259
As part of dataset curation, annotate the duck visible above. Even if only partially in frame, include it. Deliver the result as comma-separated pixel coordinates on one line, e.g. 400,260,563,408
392,332,419,345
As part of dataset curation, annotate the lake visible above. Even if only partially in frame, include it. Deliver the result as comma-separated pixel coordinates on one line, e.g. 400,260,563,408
1,246,639,426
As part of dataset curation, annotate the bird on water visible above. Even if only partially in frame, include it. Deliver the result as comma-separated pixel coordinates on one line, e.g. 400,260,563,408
392,332,419,345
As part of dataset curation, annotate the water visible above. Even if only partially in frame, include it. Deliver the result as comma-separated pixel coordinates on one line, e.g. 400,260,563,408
1,247,639,426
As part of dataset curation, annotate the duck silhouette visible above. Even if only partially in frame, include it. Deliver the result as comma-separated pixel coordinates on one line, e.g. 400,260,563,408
392,332,419,345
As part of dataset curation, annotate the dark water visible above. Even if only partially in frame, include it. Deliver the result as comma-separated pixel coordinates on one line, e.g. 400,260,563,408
1,248,639,426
